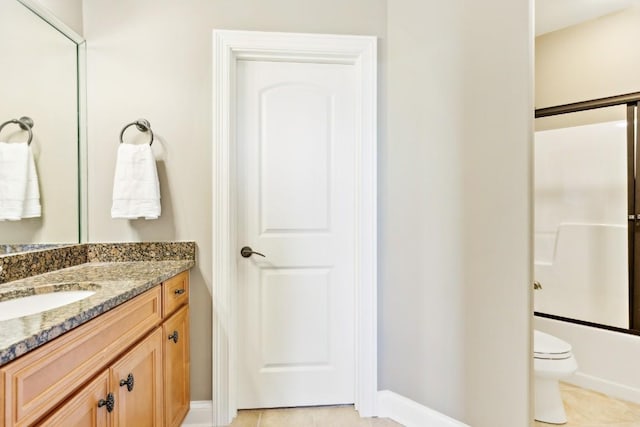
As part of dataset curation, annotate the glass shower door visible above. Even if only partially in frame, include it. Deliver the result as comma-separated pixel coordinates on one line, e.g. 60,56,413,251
534,104,631,330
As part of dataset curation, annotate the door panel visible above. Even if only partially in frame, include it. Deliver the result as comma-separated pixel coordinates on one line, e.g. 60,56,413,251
39,371,110,427
260,268,330,367
260,83,331,233
111,328,163,427
237,59,356,408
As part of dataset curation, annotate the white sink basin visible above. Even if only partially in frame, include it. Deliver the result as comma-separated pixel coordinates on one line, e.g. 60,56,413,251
0,290,95,321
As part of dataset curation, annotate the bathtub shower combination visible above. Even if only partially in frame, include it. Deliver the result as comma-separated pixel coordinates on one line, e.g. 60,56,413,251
533,93,640,424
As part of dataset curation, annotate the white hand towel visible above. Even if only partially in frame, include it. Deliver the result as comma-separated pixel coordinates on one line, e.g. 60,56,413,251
111,143,161,219
0,142,41,221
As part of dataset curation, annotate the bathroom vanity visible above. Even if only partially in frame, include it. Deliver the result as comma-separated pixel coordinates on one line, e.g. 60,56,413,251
0,243,194,427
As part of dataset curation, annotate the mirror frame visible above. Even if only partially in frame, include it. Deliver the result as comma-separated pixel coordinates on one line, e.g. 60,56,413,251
15,0,87,243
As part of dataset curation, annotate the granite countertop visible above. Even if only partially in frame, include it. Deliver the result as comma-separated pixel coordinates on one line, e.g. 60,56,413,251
0,259,194,366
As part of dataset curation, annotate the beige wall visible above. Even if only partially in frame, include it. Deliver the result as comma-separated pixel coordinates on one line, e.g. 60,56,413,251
84,0,532,423
382,0,532,425
536,6,640,109
82,0,386,401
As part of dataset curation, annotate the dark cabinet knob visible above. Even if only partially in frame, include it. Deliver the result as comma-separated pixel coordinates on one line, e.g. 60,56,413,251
98,393,115,412
174,288,185,295
119,373,134,392
168,330,179,343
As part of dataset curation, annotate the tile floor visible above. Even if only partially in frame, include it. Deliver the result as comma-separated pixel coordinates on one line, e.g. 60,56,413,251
535,383,640,427
228,405,403,427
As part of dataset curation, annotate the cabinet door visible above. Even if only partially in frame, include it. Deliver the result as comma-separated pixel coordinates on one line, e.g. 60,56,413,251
111,328,164,427
163,305,190,427
39,371,111,427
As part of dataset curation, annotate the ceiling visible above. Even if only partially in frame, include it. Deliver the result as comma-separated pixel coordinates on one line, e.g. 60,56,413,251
536,0,638,36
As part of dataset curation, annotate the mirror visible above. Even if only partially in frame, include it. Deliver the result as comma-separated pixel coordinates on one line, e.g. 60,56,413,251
0,0,86,254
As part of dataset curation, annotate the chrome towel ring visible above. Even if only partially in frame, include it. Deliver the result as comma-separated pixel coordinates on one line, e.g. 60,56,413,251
120,119,154,145
0,117,34,145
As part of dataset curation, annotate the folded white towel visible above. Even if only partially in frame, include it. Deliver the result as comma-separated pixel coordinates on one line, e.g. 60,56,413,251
111,143,161,219
0,142,41,221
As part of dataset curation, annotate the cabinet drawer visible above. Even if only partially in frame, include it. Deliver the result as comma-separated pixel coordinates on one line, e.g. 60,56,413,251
162,271,189,317
1,287,162,427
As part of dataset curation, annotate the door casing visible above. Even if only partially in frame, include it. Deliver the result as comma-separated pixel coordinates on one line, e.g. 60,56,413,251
212,29,378,426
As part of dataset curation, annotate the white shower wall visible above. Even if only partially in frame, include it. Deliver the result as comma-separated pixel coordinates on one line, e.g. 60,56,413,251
534,120,628,328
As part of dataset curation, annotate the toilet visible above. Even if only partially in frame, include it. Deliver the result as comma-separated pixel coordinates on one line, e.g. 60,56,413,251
534,330,578,424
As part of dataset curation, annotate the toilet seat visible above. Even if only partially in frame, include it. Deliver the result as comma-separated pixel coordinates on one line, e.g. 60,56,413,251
534,330,572,360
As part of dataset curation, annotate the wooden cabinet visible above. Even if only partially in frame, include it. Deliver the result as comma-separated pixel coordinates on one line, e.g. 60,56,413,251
164,305,190,427
0,270,190,427
111,328,164,427
41,329,164,427
1,288,162,427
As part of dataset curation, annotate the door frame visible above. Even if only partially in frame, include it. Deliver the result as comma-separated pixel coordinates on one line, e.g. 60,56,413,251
212,29,377,426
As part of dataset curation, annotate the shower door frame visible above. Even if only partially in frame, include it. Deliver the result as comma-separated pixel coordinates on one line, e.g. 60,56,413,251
534,91,640,333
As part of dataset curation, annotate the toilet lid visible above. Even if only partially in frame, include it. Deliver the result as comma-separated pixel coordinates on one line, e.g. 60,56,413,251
534,330,572,359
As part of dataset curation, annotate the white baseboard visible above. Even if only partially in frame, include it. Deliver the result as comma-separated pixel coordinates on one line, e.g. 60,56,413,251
377,390,469,427
568,373,640,404
181,401,213,427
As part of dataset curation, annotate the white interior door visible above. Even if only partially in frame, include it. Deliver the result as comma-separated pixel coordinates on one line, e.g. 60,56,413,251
236,58,357,409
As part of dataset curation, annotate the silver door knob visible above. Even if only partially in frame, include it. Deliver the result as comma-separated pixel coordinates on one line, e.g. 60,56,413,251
241,246,266,258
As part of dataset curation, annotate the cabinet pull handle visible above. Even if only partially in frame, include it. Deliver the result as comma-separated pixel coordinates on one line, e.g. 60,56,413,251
119,373,135,392
168,330,179,343
174,288,185,295
98,393,115,412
